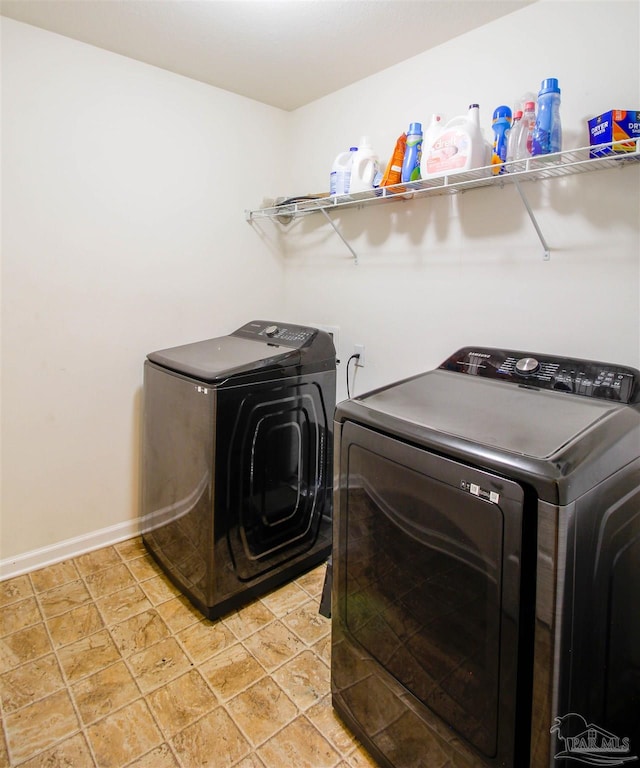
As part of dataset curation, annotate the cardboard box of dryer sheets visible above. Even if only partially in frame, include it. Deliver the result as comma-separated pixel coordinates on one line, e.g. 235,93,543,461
588,110,640,157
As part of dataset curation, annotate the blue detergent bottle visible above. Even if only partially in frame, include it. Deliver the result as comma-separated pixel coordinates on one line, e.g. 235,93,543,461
532,78,562,156
401,122,423,182
491,106,512,175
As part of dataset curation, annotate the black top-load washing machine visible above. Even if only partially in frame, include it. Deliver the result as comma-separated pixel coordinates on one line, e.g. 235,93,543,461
331,347,640,768
141,320,336,619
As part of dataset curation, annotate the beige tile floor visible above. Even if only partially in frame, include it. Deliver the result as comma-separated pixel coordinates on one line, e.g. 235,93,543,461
0,539,377,768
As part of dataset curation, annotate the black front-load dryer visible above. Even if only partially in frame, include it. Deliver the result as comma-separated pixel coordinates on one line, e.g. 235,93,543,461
332,347,640,768
141,320,336,619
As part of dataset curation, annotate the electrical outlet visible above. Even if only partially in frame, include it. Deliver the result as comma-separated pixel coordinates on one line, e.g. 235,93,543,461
354,344,365,367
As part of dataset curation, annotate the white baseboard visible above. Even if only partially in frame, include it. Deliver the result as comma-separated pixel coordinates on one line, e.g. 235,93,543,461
0,519,141,581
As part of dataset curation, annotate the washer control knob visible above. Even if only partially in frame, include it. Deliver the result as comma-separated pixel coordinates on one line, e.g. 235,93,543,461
264,325,279,337
515,356,540,375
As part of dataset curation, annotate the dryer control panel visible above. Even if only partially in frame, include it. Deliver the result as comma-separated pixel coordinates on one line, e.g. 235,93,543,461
440,347,640,404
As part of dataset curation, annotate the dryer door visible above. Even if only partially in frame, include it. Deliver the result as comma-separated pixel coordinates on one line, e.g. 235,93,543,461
221,374,333,581
332,421,526,767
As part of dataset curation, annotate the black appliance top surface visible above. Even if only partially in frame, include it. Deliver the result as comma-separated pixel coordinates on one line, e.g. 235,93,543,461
147,320,335,382
337,346,640,474
357,368,622,459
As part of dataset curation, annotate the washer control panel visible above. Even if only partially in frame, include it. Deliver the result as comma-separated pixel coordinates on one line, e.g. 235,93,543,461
440,347,640,404
260,324,314,344
233,320,316,348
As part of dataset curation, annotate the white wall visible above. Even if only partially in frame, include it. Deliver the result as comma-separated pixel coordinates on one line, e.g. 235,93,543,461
1,19,287,569
282,0,640,401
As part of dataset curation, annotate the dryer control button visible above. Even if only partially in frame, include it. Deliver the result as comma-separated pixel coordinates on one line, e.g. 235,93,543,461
264,325,279,337
515,357,540,375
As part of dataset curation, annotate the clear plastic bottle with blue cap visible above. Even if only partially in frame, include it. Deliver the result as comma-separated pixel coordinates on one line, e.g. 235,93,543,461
506,109,523,165
401,122,423,182
507,101,537,172
532,78,562,156
519,101,537,159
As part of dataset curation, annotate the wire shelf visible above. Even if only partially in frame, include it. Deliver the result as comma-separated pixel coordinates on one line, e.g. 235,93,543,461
246,139,640,222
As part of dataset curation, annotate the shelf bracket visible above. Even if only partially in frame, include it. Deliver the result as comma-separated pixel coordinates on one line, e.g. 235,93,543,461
514,179,551,260
317,206,358,265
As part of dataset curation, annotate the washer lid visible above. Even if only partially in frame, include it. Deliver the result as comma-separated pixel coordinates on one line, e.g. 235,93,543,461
358,369,625,459
147,335,294,381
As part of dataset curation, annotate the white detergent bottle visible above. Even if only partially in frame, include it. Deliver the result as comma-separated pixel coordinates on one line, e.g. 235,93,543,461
330,146,357,196
424,104,488,178
420,114,444,178
349,136,379,193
